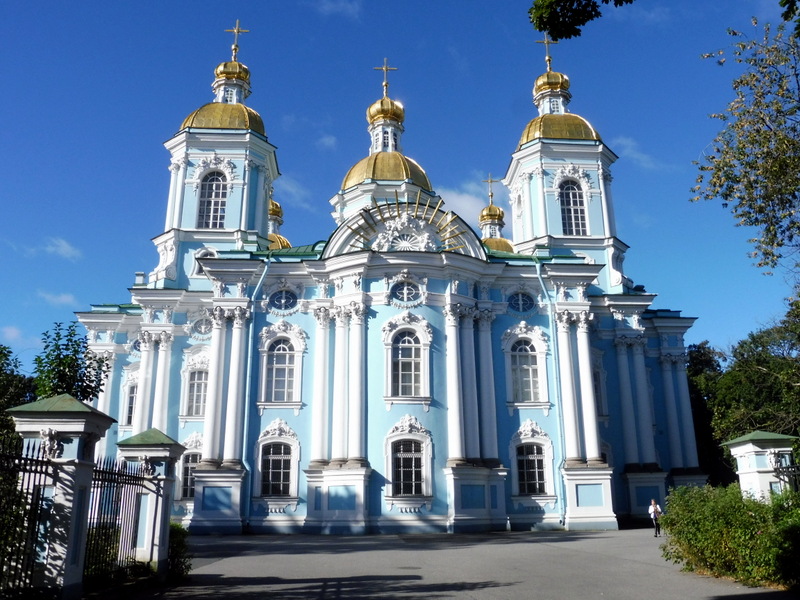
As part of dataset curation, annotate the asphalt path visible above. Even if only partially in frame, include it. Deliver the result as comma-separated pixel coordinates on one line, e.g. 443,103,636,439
133,529,800,599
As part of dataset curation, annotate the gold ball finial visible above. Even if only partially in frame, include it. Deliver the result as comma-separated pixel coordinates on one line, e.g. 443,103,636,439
225,19,250,61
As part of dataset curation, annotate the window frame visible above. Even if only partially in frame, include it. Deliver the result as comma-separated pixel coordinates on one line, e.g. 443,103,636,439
382,312,432,409
253,419,300,512
196,171,228,229
384,415,433,511
509,419,556,509
179,451,201,499
258,321,308,415
558,180,588,236
502,323,550,414
180,348,210,422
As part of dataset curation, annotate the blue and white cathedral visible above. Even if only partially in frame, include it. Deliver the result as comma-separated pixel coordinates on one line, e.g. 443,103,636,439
78,33,705,534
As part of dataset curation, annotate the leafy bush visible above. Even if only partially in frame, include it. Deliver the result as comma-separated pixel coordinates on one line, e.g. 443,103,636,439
167,523,192,579
661,484,800,589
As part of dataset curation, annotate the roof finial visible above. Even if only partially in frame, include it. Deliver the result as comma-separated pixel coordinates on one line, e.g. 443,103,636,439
483,173,500,205
536,33,558,73
225,19,250,61
373,58,398,98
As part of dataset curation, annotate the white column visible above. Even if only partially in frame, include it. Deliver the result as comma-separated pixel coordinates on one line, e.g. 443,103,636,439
556,311,582,462
575,312,602,463
660,355,684,469
201,306,227,467
614,337,639,464
444,304,466,465
223,306,250,467
535,167,546,238
169,158,187,230
460,307,480,461
675,356,700,468
310,307,331,466
133,331,155,435
95,353,115,459
631,337,658,465
527,171,537,239
477,310,499,463
330,307,349,465
151,331,173,433
347,303,367,466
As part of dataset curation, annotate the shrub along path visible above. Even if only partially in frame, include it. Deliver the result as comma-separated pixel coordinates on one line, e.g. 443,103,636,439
133,528,798,600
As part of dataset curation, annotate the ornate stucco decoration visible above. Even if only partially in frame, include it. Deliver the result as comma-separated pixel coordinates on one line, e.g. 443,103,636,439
259,320,308,353
389,414,430,437
191,153,237,190
512,419,549,444
40,427,63,459
502,321,549,350
381,311,432,339
552,164,592,195
151,236,178,281
183,431,204,450
384,269,428,307
372,212,440,252
258,418,298,441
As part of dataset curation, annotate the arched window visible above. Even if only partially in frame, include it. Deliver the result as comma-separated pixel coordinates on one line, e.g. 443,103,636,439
261,442,292,496
382,130,389,149
392,331,421,397
265,339,295,403
197,171,227,229
181,452,201,498
559,181,587,236
125,383,137,427
391,439,423,496
510,340,538,403
516,443,546,495
186,370,208,416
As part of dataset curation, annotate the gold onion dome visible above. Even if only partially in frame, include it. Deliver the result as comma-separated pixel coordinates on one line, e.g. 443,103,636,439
342,152,431,191
180,103,265,135
268,198,283,218
366,96,405,124
482,237,514,253
479,202,505,222
215,60,251,83
267,233,291,250
534,70,570,95
518,113,600,147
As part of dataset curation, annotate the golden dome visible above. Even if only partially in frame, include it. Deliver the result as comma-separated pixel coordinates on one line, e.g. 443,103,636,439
267,233,291,250
518,113,601,147
479,202,504,222
367,96,405,124
180,102,265,135
214,60,251,83
534,70,570,95
268,198,283,218
483,237,514,253
342,152,431,191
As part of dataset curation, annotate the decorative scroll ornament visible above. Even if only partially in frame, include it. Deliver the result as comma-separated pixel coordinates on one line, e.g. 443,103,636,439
259,320,308,352
552,163,592,193
381,311,432,339
192,153,237,189
502,321,549,348
259,418,298,441
372,214,439,252
183,431,204,450
389,414,430,437
512,419,549,443
40,428,62,459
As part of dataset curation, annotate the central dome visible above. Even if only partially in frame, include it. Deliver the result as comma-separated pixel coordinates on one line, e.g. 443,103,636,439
341,152,431,191
180,103,265,135
518,113,600,148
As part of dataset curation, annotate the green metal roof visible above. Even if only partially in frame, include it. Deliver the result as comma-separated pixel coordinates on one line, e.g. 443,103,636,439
118,427,181,447
722,430,799,446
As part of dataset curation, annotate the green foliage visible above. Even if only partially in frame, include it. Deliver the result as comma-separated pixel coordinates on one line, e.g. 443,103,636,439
0,345,35,434
167,523,192,579
661,485,800,588
693,22,800,271
33,322,109,403
529,1,800,40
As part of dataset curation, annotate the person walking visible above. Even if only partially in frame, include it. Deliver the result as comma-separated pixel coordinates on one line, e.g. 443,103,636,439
649,499,662,537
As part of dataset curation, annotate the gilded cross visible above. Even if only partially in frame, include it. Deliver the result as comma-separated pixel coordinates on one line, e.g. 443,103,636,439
483,174,500,203
225,19,250,61
374,58,397,98
536,33,558,72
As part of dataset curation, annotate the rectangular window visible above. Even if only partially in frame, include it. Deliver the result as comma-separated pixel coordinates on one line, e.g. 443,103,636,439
187,370,208,416
125,384,137,426
182,453,201,498
261,443,292,496
392,440,423,496
517,444,546,495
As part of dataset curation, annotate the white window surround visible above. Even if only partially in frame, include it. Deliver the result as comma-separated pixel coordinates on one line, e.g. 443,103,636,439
509,419,557,510
252,418,300,513
258,321,308,416
384,415,433,512
180,347,210,424
176,432,203,502
502,322,550,415
120,365,139,429
197,171,228,229
381,312,432,410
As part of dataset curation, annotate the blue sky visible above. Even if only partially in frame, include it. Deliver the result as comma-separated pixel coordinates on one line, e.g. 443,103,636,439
1,0,794,373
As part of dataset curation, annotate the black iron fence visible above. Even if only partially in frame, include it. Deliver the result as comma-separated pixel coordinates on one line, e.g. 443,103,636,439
83,456,151,591
0,435,54,597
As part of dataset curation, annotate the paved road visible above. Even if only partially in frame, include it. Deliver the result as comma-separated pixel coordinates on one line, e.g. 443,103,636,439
137,529,799,599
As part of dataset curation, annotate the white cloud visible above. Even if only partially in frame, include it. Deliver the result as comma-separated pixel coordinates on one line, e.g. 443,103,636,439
273,174,315,211
311,0,362,18
44,237,82,261
38,291,79,306
610,136,661,170
437,176,511,232
316,134,337,150
1,326,22,343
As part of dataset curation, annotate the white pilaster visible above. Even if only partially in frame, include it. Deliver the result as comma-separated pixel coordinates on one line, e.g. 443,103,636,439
614,337,639,464
631,337,657,465
151,331,173,433
575,312,602,462
201,306,227,466
330,307,349,465
459,307,480,461
223,306,250,467
347,303,367,466
660,355,683,469
556,311,581,462
133,331,155,435
310,307,331,465
477,310,499,463
675,357,700,468
444,304,466,465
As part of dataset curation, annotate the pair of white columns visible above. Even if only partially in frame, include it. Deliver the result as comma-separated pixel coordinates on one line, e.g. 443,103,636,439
310,302,367,467
200,305,250,468
132,330,173,436
660,354,700,469
556,310,602,464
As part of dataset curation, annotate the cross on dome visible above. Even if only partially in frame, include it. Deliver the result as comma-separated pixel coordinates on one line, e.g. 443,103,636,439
225,19,250,61
483,173,500,204
373,58,398,98
536,33,558,73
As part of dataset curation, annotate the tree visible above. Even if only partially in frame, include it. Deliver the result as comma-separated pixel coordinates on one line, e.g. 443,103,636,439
529,0,800,40
33,322,109,403
692,23,800,272
0,346,35,436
